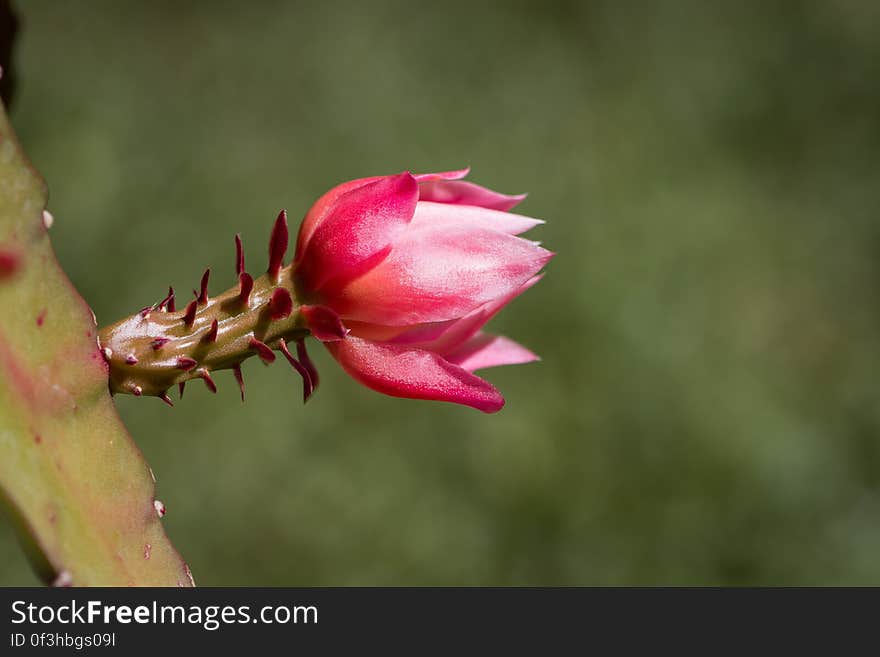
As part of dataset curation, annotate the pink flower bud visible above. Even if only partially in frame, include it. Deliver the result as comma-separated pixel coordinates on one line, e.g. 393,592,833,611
292,169,553,412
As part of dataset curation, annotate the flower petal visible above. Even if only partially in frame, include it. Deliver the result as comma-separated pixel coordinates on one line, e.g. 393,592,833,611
445,333,539,372
418,180,526,211
413,167,470,182
331,223,553,325
301,304,349,341
326,336,505,412
411,201,543,235
294,175,382,262
295,172,419,294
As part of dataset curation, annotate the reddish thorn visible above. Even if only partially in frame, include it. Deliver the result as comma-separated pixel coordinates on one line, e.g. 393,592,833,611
159,392,174,407
36,309,46,327
232,364,245,402
249,337,276,364
167,287,176,312
178,381,186,399
238,272,254,304
176,357,198,371
139,306,152,318
199,368,217,393
151,337,170,350
125,354,138,365
198,268,210,305
203,318,219,343
267,209,288,281
157,286,175,311
279,338,313,403
297,339,320,391
268,287,293,320
235,234,245,276
183,299,198,327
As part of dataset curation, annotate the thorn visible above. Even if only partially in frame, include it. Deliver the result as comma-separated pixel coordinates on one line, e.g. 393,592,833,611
176,357,198,371
132,385,143,397
178,381,186,399
102,347,113,361
279,338,313,402
159,392,174,407
167,287,176,312
151,337,170,350
267,210,288,281
232,364,245,402
139,306,152,319
198,268,211,305
238,272,254,304
249,337,276,364
183,299,198,327
297,339,320,391
125,354,138,365
157,286,175,312
203,318,219,343
235,234,245,276
268,287,293,320
198,368,217,393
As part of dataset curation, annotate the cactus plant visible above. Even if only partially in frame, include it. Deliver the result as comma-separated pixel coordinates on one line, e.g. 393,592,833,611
0,97,192,586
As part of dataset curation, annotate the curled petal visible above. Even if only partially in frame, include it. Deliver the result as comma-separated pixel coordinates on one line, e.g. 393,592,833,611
413,167,470,182
411,201,543,235
294,175,382,262
332,224,553,325
445,333,539,372
301,304,348,341
326,337,504,413
418,180,526,211
295,172,419,294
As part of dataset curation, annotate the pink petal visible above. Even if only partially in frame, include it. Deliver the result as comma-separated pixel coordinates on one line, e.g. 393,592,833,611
294,175,382,262
418,180,527,211
331,223,553,325
301,305,349,341
411,201,543,235
413,167,470,182
445,333,539,372
295,172,419,294
326,336,505,413
359,274,544,351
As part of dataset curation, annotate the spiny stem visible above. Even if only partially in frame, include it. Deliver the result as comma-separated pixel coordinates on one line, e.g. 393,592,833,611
98,212,317,403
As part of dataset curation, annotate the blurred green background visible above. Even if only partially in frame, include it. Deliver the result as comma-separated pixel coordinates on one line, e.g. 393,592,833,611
2,0,880,585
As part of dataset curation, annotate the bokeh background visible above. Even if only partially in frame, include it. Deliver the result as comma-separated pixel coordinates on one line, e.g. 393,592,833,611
2,0,880,585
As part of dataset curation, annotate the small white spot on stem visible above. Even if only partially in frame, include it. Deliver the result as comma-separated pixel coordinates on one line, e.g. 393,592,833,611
42,209,55,230
52,570,73,587
154,499,166,517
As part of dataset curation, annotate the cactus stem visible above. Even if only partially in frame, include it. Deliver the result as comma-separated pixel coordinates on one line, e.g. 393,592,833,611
151,337,170,350
249,337,276,365
198,368,217,393
235,234,245,276
203,318,219,343
125,354,138,365
159,392,174,407
198,268,211,306
232,364,245,402
268,287,293,320
182,299,198,327
267,210,288,282
238,272,254,304
176,357,198,371
279,338,313,402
